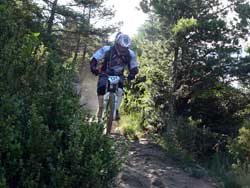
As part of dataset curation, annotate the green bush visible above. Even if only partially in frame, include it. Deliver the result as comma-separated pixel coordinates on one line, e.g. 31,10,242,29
122,39,172,133
119,113,143,140
0,1,120,187
170,117,227,161
226,121,250,188
229,121,250,170
232,167,250,188
0,99,120,188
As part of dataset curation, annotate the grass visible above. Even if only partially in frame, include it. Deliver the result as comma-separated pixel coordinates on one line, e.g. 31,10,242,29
234,170,250,188
118,113,143,140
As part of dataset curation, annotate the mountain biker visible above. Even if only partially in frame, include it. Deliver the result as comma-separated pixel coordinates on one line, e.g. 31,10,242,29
89,32,139,121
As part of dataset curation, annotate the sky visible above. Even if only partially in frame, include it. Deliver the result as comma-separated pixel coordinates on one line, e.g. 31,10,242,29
57,0,148,38
105,0,148,38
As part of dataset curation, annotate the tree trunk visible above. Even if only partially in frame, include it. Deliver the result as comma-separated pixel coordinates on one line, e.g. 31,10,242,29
79,7,91,73
78,43,87,82
47,0,58,35
168,46,179,136
72,34,81,64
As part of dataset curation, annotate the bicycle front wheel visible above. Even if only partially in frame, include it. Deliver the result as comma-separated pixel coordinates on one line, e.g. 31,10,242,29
106,93,115,134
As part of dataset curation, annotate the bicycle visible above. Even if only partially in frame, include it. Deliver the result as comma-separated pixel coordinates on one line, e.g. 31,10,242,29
101,74,122,134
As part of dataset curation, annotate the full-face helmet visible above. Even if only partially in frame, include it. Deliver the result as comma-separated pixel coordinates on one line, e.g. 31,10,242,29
115,32,131,48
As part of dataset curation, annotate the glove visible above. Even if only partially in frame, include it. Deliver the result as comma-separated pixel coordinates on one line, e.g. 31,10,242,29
91,68,99,76
90,58,99,76
127,67,138,81
127,74,135,81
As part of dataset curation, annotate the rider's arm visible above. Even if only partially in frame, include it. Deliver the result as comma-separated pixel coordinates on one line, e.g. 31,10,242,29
90,57,99,75
127,50,139,80
90,46,111,75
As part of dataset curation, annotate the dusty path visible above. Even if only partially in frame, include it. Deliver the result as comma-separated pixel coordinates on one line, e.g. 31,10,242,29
113,136,218,188
79,64,98,114
79,64,218,188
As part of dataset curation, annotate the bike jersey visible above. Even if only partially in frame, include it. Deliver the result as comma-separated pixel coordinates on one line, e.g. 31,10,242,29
92,45,138,75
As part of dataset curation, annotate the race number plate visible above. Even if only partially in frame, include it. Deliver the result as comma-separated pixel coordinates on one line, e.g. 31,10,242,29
108,76,120,85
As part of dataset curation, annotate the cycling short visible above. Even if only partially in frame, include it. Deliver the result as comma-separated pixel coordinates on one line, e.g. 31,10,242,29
97,75,123,95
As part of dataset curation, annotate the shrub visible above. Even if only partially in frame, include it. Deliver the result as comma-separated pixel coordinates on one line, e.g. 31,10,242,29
119,113,143,140
0,1,120,187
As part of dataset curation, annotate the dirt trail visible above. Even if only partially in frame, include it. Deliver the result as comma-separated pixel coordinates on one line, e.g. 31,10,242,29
113,135,218,188
79,64,218,188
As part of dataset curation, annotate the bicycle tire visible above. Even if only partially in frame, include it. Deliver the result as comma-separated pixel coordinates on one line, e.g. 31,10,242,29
106,93,115,134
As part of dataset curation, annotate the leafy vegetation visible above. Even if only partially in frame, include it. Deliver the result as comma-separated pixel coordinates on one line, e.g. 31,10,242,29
0,0,120,187
2,0,250,187
122,0,250,187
